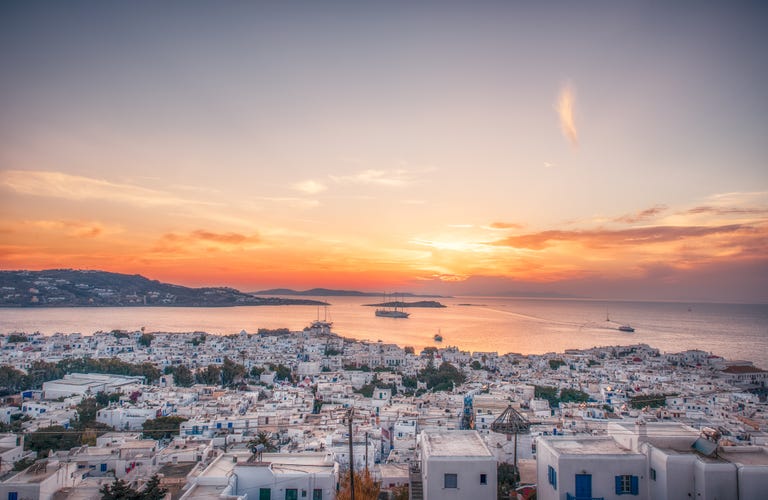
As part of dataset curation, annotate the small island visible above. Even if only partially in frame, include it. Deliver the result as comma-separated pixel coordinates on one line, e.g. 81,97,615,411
363,300,446,308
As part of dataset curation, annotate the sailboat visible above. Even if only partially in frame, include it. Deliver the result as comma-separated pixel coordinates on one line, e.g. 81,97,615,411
375,293,410,318
307,304,333,333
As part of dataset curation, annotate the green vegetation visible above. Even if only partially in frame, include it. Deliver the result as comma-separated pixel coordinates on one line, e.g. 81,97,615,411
164,365,194,387
247,431,277,452
137,333,154,347
257,328,291,335
497,462,520,499
559,388,590,403
470,360,483,370
0,358,161,396
196,364,221,385
534,385,590,407
99,474,167,500
629,393,670,409
268,363,293,381
549,359,566,370
142,416,187,440
221,357,246,386
25,425,81,453
6,333,28,343
419,361,465,392
13,457,35,471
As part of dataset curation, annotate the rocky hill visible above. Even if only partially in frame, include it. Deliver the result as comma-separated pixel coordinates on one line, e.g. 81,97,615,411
0,269,325,307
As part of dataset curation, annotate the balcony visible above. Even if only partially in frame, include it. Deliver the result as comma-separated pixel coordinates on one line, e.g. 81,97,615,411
566,495,604,500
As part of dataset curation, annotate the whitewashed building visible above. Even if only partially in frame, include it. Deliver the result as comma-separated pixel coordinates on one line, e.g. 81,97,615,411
416,430,497,500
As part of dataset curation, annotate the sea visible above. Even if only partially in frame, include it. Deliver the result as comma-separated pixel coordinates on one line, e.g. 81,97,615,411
2,297,767,369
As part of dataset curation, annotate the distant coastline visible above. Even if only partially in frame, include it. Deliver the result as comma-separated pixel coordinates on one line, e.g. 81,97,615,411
251,287,449,298
0,269,326,308
363,300,447,308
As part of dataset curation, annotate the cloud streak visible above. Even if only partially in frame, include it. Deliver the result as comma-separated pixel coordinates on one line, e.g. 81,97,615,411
292,180,327,194
153,229,261,254
330,169,415,187
0,170,211,207
556,83,578,148
614,204,669,224
490,224,748,250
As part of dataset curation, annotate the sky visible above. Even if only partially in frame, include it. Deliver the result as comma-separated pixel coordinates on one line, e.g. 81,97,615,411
1,1,767,302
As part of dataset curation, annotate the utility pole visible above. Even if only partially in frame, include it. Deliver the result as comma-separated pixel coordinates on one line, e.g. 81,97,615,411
364,432,368,471
347,408,355,500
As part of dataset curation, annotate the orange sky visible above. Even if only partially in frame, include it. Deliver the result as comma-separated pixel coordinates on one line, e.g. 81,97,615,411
1,2,767,302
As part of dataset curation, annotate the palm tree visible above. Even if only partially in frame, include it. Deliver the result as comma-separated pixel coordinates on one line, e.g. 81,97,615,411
247,431,277,453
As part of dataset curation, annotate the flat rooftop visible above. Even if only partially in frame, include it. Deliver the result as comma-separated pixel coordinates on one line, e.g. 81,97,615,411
546,437,640,456
719,448,768,466
422,430,493,458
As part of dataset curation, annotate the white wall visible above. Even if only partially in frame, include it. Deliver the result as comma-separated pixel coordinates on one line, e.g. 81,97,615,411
423,457,497,500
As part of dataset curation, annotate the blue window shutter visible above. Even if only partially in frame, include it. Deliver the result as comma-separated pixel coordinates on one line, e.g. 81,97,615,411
631,475,639,495
615,476,622,495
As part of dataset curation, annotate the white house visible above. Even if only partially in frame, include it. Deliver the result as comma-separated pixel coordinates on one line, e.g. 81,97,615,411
0,459,81,500
180,450,338,500
416,429,497,500
537,421,768,500
536,435,647,500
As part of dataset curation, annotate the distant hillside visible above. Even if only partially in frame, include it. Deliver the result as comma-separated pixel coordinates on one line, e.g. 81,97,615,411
251,287,447,298
364,300,447,308
0,269,326,307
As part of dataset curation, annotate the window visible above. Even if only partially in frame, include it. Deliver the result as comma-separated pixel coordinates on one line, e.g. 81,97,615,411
650,468,656,481
259,488,271,500
444,473,458,488
547,466,557,489
312,489,322,500
9,493,18,500
285,489,298,500
615,475,639,495
480,473,487,485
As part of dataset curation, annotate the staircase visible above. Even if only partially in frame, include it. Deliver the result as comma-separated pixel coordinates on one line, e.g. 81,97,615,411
409,462,423,500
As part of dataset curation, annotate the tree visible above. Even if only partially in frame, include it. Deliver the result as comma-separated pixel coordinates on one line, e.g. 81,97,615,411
141,474,168,500
25,425,81,453
137,333,154,347
470,360,483,370
100,478,138,500
247,431,277,452
196,364,221,385
168,365,194,387
221,357,246,386
497,462,519,499
76,397,104,426
336,468,381,500
559,388,590,403
142,416,187,440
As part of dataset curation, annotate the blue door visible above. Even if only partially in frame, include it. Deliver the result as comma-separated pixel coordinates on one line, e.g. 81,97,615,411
575,474,592,498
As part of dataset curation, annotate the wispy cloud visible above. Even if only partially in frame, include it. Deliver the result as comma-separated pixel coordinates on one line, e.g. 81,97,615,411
153,229,261,253
490,224,746,250
254,196,320,209
330,169,415,187
614,204,669,224
555,83,578,148
292,180,327,195
29,219,119,238
0,170,211,207
488,222,524,230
